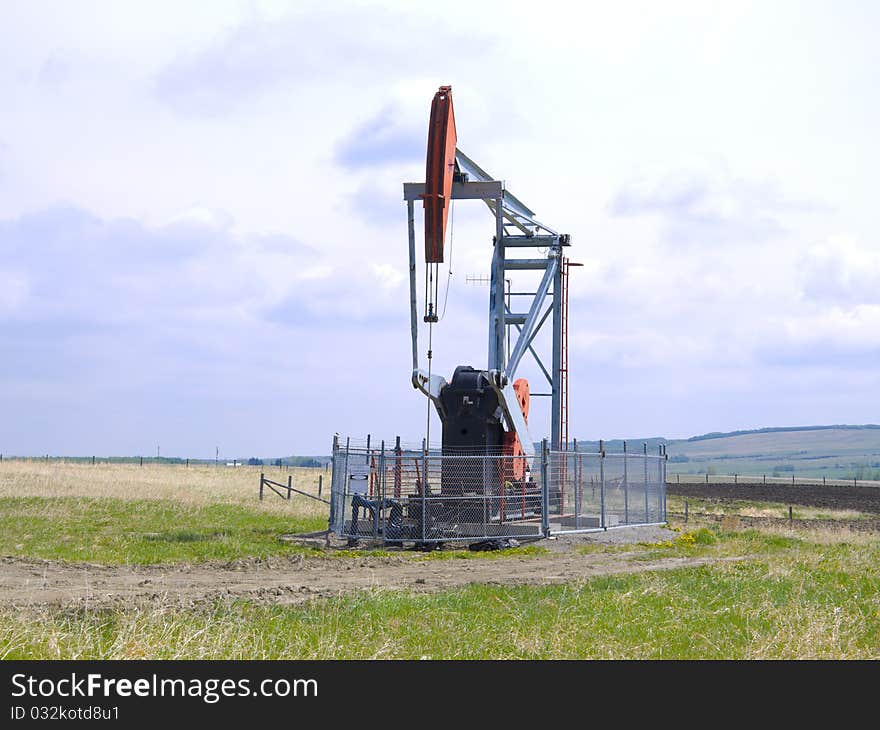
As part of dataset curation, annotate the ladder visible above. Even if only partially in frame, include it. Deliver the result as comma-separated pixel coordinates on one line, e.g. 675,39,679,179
559,257,571,451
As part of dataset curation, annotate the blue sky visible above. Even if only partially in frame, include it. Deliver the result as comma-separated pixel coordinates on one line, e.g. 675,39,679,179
1,1,878,458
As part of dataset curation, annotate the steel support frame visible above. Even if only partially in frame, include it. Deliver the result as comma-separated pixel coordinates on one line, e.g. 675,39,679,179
405,151,568,455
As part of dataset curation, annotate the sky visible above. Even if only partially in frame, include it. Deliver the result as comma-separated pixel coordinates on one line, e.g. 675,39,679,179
1,0,878,458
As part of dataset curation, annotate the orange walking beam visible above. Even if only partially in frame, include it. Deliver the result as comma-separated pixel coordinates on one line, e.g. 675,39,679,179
422,85,457,263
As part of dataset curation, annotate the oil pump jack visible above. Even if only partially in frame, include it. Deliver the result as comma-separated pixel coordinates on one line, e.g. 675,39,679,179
404,86,573,505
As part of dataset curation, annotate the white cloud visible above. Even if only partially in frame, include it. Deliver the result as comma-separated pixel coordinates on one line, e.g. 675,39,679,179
371,263,405,291
800,235,880,305
0,270,29,312
2,1,880,452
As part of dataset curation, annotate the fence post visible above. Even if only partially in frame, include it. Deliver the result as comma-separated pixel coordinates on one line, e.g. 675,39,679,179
663,445,668,522
394,435,402,499
705,472,708,484
340,437,351,537
328,433,340,532
823,476,826,486
92,455,95,466
644,442,649,523
421,438,428,543
287,475,292,500
259,473,264,501
600,441,606,530
658,444,664,522
685,500,689,524
318,474,323,498
789,506,793,522
376,440,385,541
763,474,766,485
734,474,737,484
541,438,550,538
574,439,581,531
623,440,629,525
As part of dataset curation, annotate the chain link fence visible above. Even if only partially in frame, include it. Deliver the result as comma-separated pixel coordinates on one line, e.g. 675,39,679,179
329,437,666,544
546,447,666,533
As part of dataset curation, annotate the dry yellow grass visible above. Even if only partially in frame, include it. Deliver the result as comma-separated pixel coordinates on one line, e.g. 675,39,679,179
0,460,328,518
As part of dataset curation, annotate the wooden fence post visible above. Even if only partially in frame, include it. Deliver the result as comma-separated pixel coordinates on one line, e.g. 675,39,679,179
318,474,323,498
260,473,264,501
287,475,292,500
685,500,689,523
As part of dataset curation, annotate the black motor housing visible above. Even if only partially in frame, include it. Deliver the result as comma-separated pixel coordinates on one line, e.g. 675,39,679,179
439,365,503,453
438,365,504,497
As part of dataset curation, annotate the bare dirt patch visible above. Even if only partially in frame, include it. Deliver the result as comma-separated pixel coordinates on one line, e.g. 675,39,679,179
0,544,740,610
668,481,880,515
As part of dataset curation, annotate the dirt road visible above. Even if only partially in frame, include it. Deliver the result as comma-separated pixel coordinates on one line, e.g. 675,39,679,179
0,551,743,609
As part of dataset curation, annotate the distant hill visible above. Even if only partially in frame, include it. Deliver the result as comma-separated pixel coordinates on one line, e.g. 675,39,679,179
559,437,668,454
685,424,880,443
609,425,880,481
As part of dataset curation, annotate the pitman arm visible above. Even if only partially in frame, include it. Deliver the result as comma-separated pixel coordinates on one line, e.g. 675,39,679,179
487,370,536,460
412,369,447,419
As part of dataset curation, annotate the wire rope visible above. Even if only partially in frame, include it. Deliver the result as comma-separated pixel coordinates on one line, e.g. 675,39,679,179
440,198,455,320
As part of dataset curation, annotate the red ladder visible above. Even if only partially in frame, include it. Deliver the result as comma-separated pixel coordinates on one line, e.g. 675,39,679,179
559,257,570,451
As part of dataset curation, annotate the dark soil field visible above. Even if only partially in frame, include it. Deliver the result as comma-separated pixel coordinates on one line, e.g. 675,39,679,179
667,481,880,514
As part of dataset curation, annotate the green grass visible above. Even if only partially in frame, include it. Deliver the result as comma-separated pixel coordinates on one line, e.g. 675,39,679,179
0,496,550,564
577,525,802,560
0,496,328,564
4,532,878,658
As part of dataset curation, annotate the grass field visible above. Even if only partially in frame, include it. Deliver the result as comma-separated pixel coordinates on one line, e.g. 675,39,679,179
0,461,328,562
666,494,874,522
3,527,878,659
0,459,328,507
1,460,878,659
